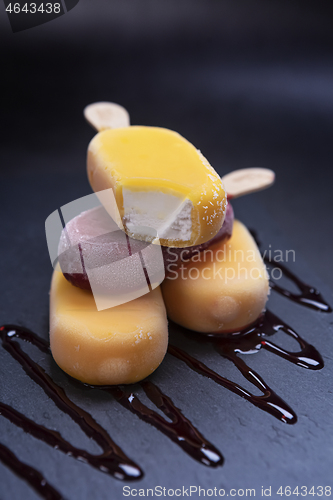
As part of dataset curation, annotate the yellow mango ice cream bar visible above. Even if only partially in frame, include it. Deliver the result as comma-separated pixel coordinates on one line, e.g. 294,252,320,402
50,267,168,385
162,220,269,333
87,126,227,248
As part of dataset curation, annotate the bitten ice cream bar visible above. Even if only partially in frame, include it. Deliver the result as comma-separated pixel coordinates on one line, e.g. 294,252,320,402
87,126,227,248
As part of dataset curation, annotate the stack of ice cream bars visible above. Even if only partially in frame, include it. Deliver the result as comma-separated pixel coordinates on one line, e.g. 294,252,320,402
48,102,274,385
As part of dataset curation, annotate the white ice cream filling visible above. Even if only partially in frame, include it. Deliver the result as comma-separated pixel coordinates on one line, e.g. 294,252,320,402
122,189,193,242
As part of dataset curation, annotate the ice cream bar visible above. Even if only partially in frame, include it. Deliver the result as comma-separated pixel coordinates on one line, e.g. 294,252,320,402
161,220,269,333
57,202,234,290
87,126,227,248
50,267,168,385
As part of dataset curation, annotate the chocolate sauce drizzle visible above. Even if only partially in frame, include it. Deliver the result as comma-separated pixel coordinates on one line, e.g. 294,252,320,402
267,261,332,312
250,229,332,313
106,382,223,467
0,325,143,481
0,442,63,500
0,232,331,499
169,309,323,425
0,324,221,499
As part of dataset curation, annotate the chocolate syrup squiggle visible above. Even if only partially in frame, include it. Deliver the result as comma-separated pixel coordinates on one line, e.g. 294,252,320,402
0,325,142,481
169,310,324,424
267,261,332,312
0,442,64,500
0,324,221,499
249,229,332,313
105,382,223,467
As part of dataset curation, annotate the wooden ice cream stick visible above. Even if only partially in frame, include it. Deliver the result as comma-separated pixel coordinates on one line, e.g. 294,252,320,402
84,102,275,198
221,168,275,199
84,102,130,131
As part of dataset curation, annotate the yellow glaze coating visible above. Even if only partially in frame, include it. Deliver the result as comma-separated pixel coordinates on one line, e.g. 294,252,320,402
87,126,226,247
50,267,168,385
162,220,269,333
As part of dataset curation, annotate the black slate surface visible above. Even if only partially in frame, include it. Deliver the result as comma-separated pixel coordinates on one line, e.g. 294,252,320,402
1,1,333,498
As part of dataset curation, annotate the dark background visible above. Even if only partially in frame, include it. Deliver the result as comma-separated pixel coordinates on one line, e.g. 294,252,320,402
1,1,333,499
1,0,333,288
